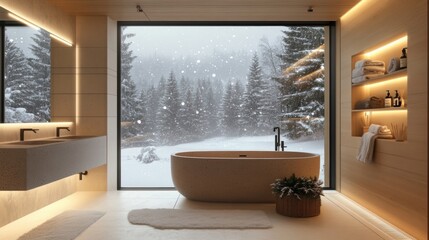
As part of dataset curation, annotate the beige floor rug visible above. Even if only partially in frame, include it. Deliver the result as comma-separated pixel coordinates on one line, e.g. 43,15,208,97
18,210,105,240
128,209,272,229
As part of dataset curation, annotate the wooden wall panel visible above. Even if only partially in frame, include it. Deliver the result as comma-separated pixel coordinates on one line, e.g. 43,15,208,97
48,0,360,21
0,176,77,227
74,16,107,191
0,0,78,228
0,0,74,44
339,0,427,239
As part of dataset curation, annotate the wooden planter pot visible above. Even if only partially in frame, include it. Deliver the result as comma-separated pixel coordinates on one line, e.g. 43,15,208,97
276,195,321,217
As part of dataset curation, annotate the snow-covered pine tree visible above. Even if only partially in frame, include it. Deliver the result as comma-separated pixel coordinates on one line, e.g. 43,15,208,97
121,77,140,138
192,85,205,140
242,54,267,135
135,89,147,135
258,37,282,130
194,79,216,137
258,78,280,133
157,71,180,144
145,85,159,136
221,81,244,136
179,75,191,102
178,89,196,141
28,29,51,122
145,76,166,140
204,85,218,137
212,78,224,107
274,26,325,140
279,27,324,67
157,76,166,100
120,28,139,138
121,28,136,84
234,80,246,135
221,81,236,136
4,35,35,123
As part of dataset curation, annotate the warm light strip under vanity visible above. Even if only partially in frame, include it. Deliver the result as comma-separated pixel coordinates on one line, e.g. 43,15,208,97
0,122,74,142
6,12,73,46
0,122,74,133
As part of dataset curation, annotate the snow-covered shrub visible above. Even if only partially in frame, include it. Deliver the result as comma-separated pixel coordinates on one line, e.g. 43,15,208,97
5,107,35,123
136,146,160,164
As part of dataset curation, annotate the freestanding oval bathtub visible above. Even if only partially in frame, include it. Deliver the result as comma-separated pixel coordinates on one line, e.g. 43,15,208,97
171,151,320,203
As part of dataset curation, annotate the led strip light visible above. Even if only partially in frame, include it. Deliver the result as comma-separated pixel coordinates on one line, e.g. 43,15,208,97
8,12,73,47
50,33,73,47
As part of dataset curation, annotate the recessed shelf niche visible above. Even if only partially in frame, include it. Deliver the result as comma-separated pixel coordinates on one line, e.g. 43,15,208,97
351,35,408,138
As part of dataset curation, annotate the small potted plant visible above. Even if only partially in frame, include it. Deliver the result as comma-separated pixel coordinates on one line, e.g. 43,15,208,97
271,174,323,217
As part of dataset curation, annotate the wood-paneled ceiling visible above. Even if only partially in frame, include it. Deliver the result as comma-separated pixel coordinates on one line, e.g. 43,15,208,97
48,0,361,21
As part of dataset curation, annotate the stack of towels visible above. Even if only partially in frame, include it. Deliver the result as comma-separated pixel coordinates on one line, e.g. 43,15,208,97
357,124,393,163
352,59,385,84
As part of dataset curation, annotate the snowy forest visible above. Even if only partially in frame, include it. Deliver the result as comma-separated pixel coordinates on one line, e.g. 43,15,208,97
120,26,325,147
4,28,51,123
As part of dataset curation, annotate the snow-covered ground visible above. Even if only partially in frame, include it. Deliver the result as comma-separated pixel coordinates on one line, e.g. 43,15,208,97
121,135,324,188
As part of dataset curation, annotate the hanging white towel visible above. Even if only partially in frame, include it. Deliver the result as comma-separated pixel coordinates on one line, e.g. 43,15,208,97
356,124,381,163
369,124,382,134
356,132,377,163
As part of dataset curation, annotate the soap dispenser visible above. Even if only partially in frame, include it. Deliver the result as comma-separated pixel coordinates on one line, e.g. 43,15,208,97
400,47,407,69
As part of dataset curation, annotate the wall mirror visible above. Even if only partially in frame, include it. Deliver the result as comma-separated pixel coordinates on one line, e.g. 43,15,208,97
0,6,51,123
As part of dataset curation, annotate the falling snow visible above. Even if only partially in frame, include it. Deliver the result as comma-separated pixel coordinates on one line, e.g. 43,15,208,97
121,26,326,187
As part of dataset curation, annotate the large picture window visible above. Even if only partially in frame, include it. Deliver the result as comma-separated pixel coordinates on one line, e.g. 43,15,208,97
119,25,333,189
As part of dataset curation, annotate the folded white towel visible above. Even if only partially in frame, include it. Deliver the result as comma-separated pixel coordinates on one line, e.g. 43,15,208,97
352,74,383,84
355,59,385,69
378,125,391,134
378,126,393,138
352,66,385,78
387,57,400,73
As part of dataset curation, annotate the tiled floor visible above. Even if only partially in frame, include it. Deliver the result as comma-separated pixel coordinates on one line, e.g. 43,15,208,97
0,191,410,240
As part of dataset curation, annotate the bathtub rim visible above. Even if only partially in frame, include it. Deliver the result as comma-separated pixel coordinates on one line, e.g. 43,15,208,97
171,150,320,160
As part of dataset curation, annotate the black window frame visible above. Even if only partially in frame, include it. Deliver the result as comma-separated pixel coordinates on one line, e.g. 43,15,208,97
117,21,336,190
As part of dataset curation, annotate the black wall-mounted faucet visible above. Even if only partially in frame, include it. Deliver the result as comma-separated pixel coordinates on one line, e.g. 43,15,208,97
281,140,286,151
20,128,39,141
56,127,70,137
273,127,280,151
79,171,88,180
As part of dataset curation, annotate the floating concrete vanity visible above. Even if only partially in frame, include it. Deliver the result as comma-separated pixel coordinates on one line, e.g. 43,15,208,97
0,136,106,190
